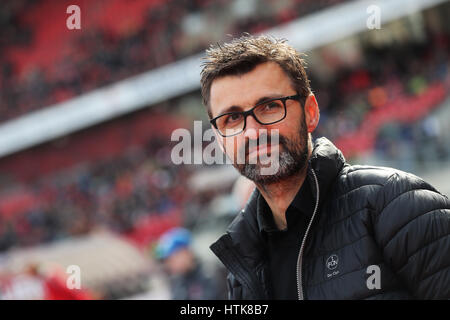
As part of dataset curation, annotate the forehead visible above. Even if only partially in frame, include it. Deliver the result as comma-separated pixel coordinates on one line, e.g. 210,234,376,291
209,62,294,117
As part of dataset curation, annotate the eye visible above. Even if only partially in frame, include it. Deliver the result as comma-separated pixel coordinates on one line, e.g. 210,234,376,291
263,100,282,111
224,113,242,124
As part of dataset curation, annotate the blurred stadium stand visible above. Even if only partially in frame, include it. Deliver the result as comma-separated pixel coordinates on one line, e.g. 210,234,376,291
0,0,449,299
0,231,163,299
1,0,354,125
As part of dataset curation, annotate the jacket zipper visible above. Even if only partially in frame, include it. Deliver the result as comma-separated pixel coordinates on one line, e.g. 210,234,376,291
296,168,320,300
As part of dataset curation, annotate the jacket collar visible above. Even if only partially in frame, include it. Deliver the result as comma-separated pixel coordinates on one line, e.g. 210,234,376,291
256,174,314,234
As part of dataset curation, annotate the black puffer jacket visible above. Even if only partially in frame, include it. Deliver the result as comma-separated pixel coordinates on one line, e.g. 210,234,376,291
210,137,450,299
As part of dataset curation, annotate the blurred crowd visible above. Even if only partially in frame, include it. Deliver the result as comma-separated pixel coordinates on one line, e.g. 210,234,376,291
0,134,193,252
0,0,350,123
312,30,450,161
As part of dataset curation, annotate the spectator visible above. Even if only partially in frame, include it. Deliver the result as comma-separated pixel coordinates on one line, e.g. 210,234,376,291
155,227,224,300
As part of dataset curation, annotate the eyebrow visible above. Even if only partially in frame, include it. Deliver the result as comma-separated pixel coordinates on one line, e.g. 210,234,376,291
216,94,282,117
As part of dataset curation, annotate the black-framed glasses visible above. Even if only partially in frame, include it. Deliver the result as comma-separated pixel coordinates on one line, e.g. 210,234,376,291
210,94,302,137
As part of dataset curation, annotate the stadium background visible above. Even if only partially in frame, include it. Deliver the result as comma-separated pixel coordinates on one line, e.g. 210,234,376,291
0,0,449,299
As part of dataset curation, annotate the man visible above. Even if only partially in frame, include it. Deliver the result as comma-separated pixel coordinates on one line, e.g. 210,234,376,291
200,34,450,299
156,227,225,299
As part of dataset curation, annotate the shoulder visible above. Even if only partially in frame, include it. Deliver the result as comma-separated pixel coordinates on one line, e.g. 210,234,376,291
335,163,445,201
347,165,450,249
330,164,401,206
329,164,449,225
338,164,400,187
344,165,446,211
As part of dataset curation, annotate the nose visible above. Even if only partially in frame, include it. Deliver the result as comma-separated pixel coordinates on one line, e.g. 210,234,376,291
243,114,262,140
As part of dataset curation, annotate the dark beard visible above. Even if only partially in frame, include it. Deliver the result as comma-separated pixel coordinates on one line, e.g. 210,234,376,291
233,114,309,184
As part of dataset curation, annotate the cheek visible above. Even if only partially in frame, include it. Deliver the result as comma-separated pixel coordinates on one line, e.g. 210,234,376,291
223,136,243,155
267,117,303,144
284,109,306,132
265,123,291,142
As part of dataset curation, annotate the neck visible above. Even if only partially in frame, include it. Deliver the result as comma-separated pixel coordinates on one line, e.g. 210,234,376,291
255,165,308,230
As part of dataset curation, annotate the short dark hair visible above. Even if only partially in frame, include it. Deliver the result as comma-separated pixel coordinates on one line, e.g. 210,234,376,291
200,34,312,118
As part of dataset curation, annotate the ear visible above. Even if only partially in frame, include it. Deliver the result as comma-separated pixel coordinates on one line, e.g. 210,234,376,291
303,93,320,133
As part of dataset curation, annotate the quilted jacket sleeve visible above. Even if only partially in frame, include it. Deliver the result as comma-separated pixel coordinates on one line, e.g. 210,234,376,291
373,171,450,299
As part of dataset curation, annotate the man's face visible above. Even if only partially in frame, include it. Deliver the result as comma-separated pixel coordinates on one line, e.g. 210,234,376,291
209,62,315,184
